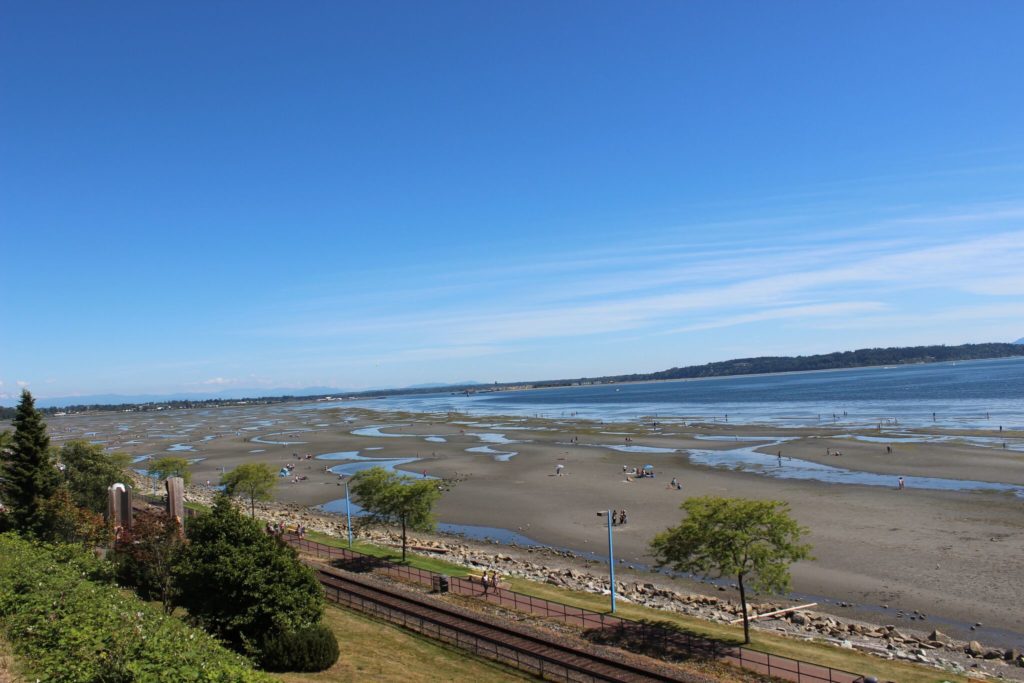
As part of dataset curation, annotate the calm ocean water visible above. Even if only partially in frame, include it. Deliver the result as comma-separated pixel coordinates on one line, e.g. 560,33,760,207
347,356,1024,429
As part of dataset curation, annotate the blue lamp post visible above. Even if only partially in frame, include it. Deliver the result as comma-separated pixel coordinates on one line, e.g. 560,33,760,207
598,510,617,613
345,478,353,548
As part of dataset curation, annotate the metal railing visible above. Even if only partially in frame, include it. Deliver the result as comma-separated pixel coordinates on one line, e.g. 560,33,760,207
318,577,656,683
283,534,866,683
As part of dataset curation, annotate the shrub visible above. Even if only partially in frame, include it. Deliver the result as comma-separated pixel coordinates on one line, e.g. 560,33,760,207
113,508,183,611
259,623,340,672
0,533,274,682
173,495,324,654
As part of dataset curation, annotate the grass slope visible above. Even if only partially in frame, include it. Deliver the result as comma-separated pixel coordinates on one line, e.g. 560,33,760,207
279,605,528,683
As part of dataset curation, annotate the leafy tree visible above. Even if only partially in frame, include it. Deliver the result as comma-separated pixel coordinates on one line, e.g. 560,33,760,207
36,487,109,546
148,456,192,485
650,497,812,644
1,390,60,536
113,508,184,612
222,463,277,517
350,467,442,562
58,440,130,513
172,495,324,655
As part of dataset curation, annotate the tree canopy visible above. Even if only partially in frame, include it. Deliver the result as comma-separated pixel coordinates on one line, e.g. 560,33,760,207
650,496,812,643
172,495,324,655
58,441,130,513
349,467,442,561
147,456,192,485
222,463,277,517
1,390,60,536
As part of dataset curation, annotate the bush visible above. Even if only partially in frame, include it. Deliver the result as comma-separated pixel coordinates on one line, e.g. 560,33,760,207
173,495,324,654
0,533,274,682
112,508,183,611
259,623,340,672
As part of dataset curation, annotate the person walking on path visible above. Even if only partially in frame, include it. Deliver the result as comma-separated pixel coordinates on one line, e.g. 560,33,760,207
898,476,905,490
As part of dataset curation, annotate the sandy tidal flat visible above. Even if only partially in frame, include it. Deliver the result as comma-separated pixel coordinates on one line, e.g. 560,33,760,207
31,402,1024,647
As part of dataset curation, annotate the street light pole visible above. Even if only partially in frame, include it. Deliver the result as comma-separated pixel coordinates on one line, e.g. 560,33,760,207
345,478,353,548
606,509,617,613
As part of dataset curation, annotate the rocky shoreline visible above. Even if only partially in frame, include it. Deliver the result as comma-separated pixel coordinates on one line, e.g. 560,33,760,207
169,480,1023,681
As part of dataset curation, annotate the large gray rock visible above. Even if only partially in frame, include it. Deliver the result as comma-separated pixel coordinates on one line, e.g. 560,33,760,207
966,640,984,657
928,629,951,644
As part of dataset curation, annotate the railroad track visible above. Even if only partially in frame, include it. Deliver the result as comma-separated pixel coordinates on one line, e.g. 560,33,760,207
312,564,698,683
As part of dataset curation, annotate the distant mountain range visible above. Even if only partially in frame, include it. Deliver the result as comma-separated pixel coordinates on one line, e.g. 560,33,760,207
4,342,1024,412
2,381,484,409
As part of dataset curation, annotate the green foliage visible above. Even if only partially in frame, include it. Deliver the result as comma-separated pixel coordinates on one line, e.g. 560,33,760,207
148,455,193,485
58,440,130,513
650,496,812,643
222,463,277,517
36,487,109,545
258,623,340,672
0,533,273,682
173,495,324,654
350,466,442,561
0,391,60,536
113,508,183,611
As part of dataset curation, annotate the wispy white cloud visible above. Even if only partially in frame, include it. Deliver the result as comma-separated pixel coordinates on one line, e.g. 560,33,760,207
667,302,889,333
16,380,29,388
206,201,1024,387
201,377,235,386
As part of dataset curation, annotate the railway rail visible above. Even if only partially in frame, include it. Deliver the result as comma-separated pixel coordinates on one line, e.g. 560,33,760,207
312,564,698,683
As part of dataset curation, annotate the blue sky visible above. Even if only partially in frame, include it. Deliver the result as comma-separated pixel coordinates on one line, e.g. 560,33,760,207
2,1,1023,400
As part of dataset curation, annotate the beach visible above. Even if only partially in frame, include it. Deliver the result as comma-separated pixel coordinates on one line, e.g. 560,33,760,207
37,402,1024,647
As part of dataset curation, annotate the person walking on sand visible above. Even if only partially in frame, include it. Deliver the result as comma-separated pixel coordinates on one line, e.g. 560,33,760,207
619,509,627,525
898,476,905,490
556,463,564,476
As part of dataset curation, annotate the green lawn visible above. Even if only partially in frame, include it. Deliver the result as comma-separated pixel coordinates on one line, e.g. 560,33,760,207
304,530,473,577
278,604,529,683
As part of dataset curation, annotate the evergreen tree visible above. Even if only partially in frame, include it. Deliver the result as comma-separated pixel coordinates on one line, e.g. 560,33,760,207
1,390,60,536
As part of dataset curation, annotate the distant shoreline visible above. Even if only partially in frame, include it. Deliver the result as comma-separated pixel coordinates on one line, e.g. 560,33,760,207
7,342,1023,415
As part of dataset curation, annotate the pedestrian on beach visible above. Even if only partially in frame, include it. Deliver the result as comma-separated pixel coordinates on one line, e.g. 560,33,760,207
619,509,627,525
898,477,905,490
556,463,564,476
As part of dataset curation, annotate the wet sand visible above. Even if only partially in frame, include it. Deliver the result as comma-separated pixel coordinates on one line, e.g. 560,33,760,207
32,403,1024,646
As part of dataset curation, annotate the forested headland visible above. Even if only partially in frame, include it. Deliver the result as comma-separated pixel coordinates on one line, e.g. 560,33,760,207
593,342,1024,384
